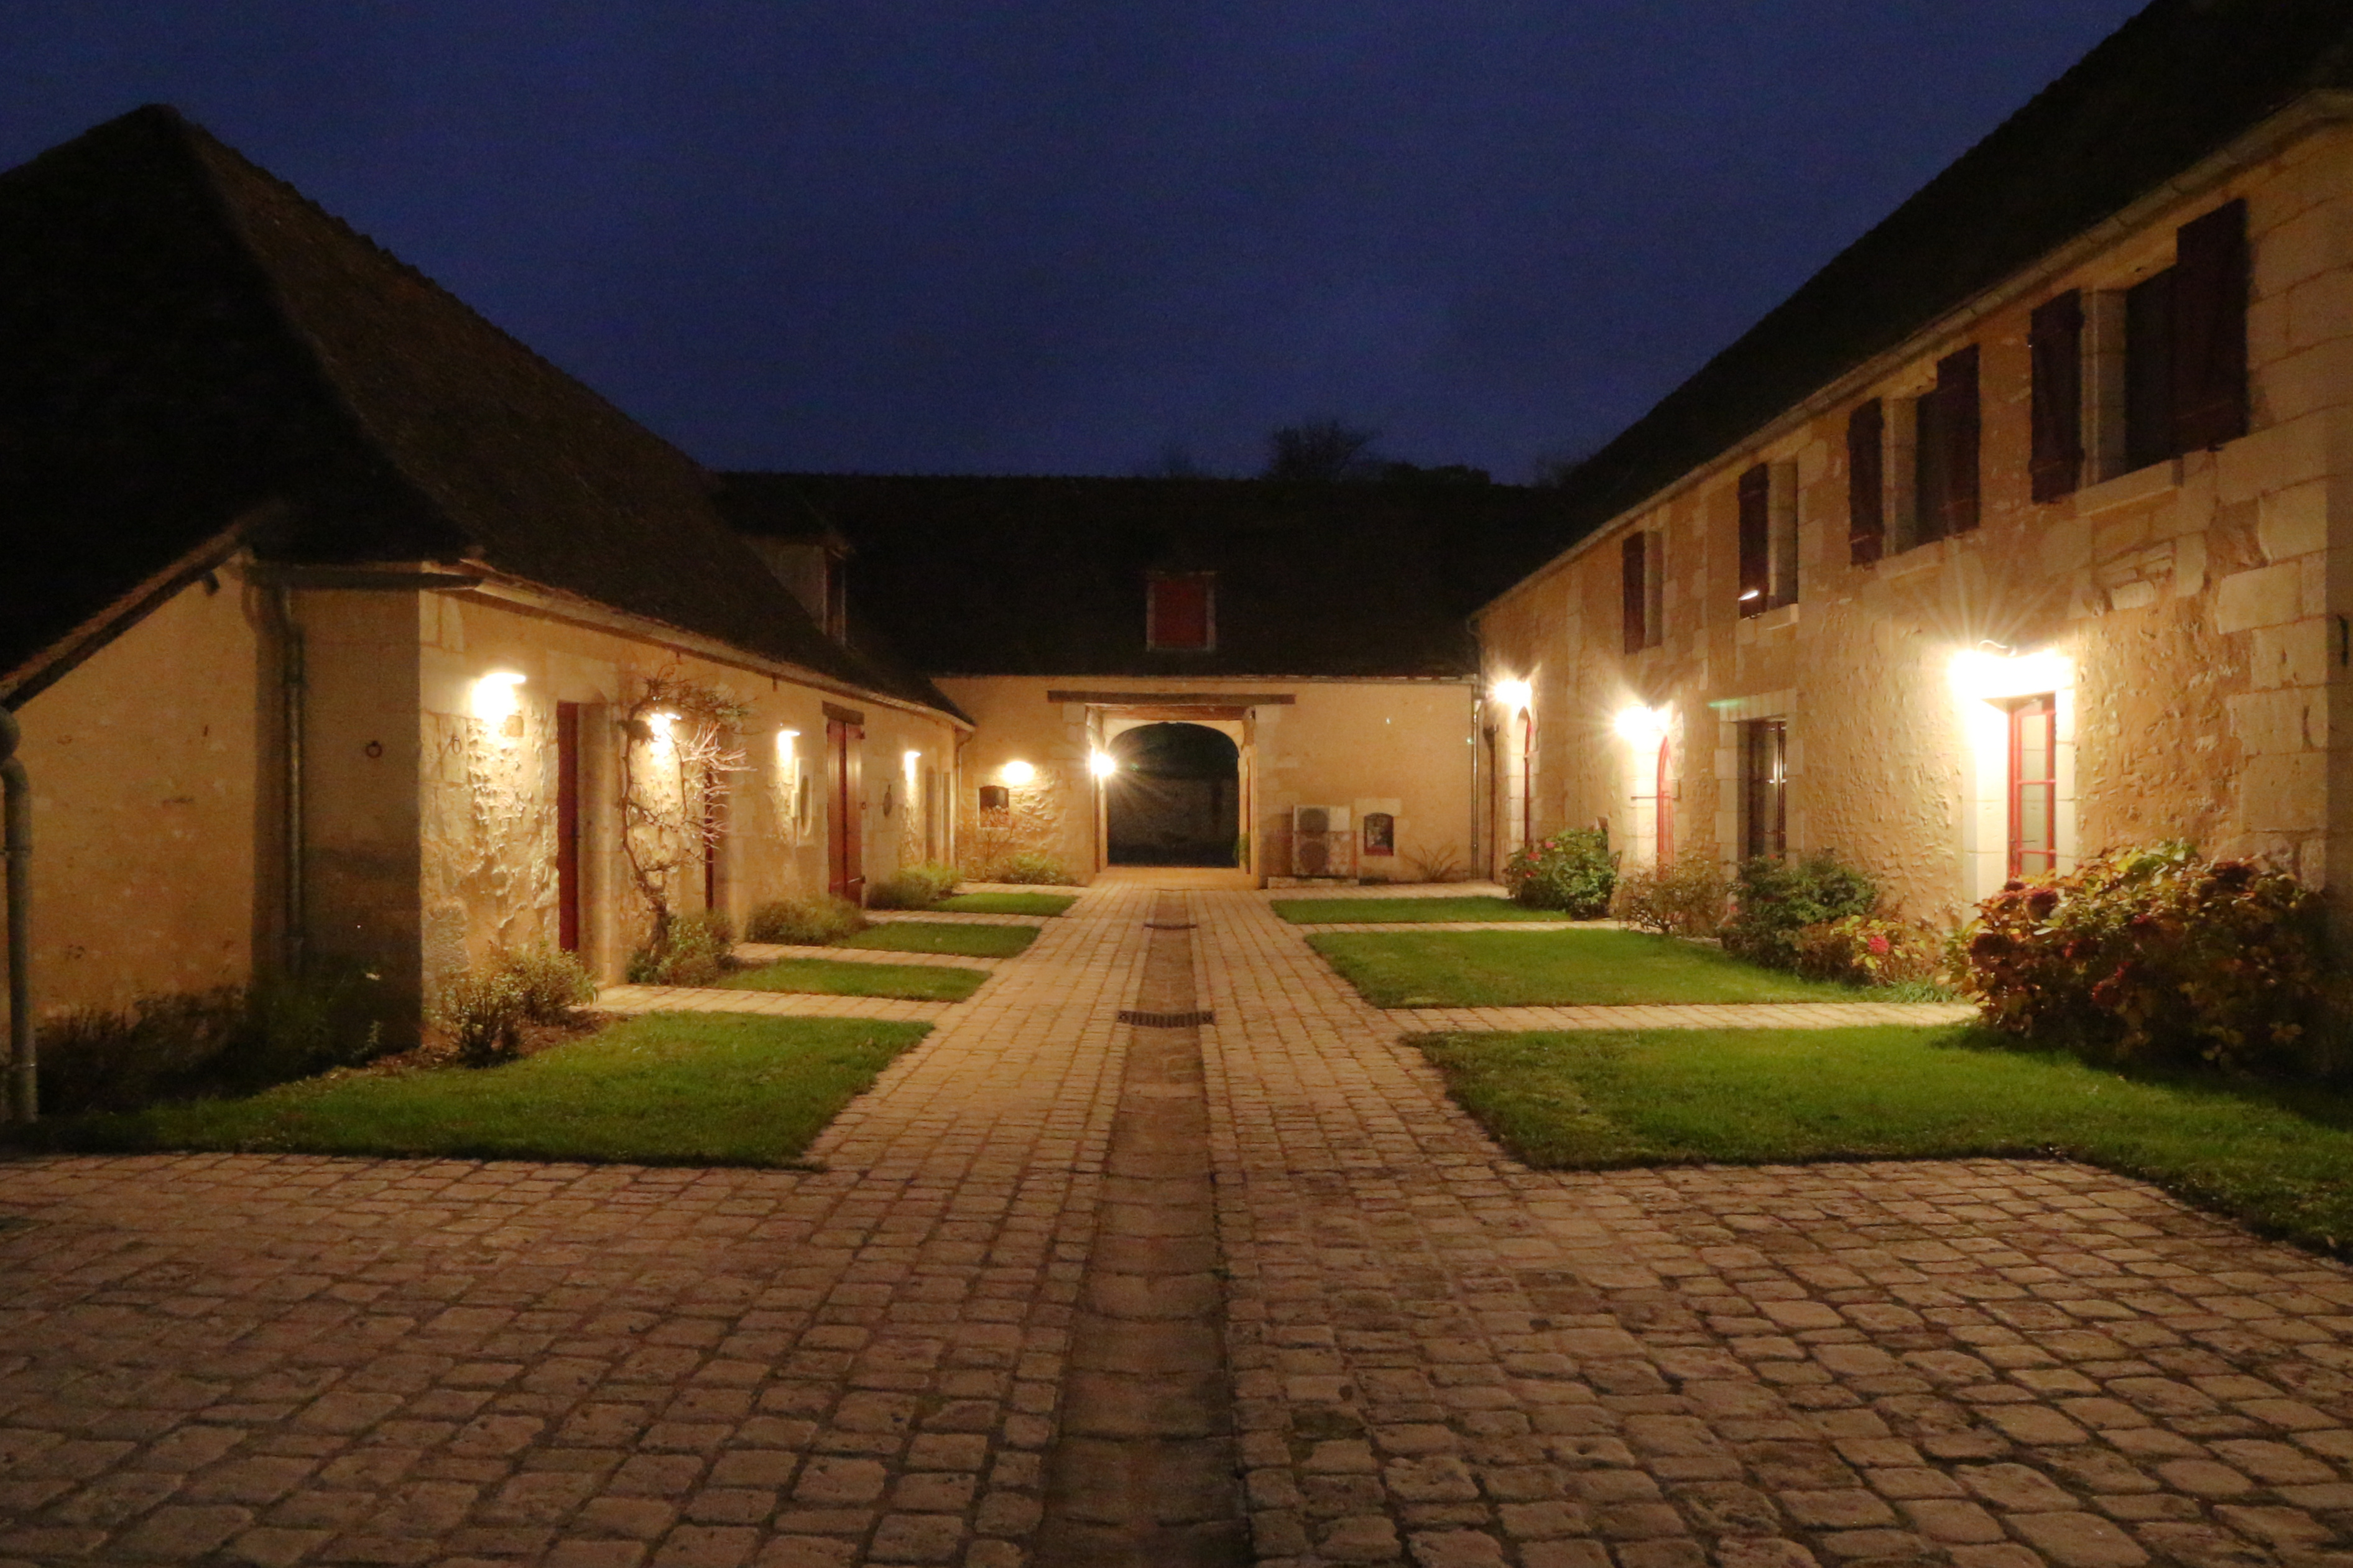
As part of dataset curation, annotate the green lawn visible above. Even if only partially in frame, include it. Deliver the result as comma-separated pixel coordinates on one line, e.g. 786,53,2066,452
1417,1025,2353,1255
19,1013,927,1166
1272,896,1574,924
843,921,1037,958
1311,928,1861,1007
719,957,986,1002
934,892,1076,916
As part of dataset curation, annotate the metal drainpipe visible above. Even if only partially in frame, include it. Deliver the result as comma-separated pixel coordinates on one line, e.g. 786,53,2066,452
272,588,307,974
0,707,34,1123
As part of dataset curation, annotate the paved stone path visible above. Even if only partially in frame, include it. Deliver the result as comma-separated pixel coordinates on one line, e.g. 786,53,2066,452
733,947,1006,973
0,882,2347,1568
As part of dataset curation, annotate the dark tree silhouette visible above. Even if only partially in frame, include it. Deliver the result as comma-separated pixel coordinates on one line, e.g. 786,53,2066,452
1262,418,1380,481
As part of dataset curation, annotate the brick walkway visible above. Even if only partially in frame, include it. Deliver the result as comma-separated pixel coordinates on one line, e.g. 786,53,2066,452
0,883,2347,1568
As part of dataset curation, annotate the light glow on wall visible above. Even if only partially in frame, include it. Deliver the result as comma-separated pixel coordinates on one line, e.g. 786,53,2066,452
1089,750,1118,778
1613,704,1668,746
1491,677,1533,714
777,727,798,758
646,710,676,748
1001,760,1037,786
1949,646,2072,703
904,749,922,777
471,671,526,723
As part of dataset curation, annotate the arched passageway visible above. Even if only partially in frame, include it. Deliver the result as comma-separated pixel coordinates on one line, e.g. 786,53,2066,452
1106,722,1241,867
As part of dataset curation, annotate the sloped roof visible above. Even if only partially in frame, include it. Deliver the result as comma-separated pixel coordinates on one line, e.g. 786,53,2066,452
0,106,951,716
1527,0,2353,574
726,472,1574,679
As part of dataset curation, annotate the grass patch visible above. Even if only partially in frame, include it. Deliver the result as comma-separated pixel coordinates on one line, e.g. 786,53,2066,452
1273,896,1573,925
841,921,1037,959
933,892,1077,917
1417,1025,2353,1255
1312,928,1862,1007
718,958,986,1002
19,1013,927,1167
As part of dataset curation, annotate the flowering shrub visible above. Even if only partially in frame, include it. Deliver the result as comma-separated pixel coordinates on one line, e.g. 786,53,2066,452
1503,827,1618,916
1611,853,1729,937
1721,851,1877,969
1793,915,1943,988
1959,842,2324,1072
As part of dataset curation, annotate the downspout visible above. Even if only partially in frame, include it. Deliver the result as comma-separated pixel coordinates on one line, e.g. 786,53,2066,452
1,708,33,1122
270,588,307,973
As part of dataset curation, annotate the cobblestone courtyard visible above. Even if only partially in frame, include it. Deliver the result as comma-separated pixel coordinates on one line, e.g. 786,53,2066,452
1,882,2349,1567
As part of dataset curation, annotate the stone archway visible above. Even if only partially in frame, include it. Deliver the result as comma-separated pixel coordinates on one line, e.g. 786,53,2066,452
1106,722,1241,867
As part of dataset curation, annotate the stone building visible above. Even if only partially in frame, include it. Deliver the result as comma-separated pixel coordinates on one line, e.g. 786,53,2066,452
730,474,1564,884
0,107,966,1033
1474,0,2353,928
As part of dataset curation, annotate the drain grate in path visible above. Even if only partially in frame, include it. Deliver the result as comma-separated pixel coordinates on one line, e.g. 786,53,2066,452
1116,1007,1216,1027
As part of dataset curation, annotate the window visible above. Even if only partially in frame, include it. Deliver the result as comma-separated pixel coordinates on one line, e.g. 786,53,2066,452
2009,696,2058,879
1620,530,1662,652
1146,573,1214,651
1912,345,1980,543
2064,200,2249,487
1847,400,1885,564
978,783,1010,811
1362,812,1395,859
1740,719,1787,862
1736,463,1798,615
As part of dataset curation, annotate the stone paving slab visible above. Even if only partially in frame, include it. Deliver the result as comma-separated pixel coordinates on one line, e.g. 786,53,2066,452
1197,888,2353,1568
593,985,959,1022
734,943,1005,972
1,882,2350,1568
1393,1002,1982,1032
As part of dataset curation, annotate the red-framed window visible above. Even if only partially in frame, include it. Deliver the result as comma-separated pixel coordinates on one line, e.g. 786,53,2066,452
1147,573,1214,650
2009,695,2058,879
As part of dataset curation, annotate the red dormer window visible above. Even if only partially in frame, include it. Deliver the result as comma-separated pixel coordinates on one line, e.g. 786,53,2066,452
1147,573,1214,651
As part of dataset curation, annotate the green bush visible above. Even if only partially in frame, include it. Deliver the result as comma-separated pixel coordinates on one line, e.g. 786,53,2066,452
1502,828,1617,916
437,968,528,1066
1611,853,1728,936
627,910,737,988
974,851,1077,886
1791,914,1943,989
498,946,596,1023
36,964,391,1114
745,892,871,946
868,862,963,910
1959,842,2326,1073
1721,851,1877,969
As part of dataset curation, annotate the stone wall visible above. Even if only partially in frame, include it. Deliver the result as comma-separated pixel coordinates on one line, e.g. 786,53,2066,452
1478,118,2353,929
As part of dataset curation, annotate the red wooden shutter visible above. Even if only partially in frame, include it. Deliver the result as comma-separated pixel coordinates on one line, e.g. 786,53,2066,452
2173,199,2249,453
1846,400,1884,565
1737,464,1770,617
2029,292,2084,502
1938,345,1981,534
1621,533,1647,654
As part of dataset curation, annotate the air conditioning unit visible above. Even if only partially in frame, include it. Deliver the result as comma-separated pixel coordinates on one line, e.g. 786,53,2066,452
1292,804,1352,877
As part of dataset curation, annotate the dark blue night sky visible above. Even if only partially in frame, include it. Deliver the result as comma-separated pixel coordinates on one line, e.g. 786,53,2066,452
4,2,2148,481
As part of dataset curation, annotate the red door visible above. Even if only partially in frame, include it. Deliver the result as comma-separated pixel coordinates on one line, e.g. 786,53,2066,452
2009,696,2058,878
556,702,582,952
827,718,864,902
1656,737,1675,866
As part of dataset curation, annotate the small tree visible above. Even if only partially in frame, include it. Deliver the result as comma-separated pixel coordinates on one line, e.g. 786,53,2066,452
617,670,749,949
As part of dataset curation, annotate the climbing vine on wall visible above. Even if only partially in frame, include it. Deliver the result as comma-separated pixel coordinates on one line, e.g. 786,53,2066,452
617,669,749,944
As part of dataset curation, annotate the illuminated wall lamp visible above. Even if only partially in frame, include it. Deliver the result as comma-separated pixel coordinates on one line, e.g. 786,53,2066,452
1490,678,1533,713
1613,705,1668,745
471,671,527,726
1089,751,1117,778
1001,760,1037,786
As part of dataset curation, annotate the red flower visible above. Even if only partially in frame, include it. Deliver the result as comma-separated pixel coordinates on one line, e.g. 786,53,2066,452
1867,934,1891,954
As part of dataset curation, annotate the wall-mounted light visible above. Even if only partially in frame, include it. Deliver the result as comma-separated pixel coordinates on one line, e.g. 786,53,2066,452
1089,750,1117,778
777,727,798,759
646,711,677,747
1001,760,1037,786
1490,678,1533,714
1613,704,1668,745
471,671,526,724
1738,588,1762,602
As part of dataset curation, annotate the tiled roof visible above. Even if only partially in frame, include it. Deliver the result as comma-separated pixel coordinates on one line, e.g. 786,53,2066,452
0,106,951,716
728,472,1574,679
1524,0,2353,575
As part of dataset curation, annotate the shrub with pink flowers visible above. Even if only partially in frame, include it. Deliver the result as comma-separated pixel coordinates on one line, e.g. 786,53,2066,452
1958,842,2326,1072
1791,915,1943,988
